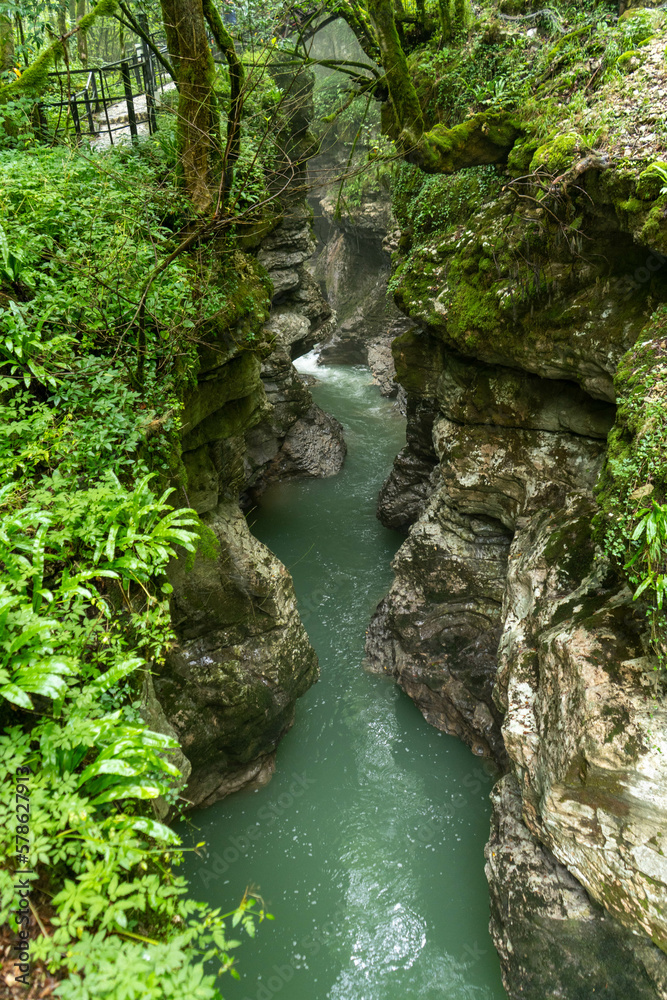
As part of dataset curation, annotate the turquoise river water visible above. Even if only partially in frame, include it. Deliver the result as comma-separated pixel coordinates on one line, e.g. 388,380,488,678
181,357,507,1000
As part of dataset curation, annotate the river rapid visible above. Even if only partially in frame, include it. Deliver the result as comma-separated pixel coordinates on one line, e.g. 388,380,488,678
181,357,507,1000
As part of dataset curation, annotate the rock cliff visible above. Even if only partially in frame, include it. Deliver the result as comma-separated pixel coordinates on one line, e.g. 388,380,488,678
365,112,667,997
309,171,409,395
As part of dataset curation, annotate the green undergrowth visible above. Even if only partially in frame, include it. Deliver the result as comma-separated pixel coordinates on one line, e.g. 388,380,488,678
403,0,665,158
392,160,501,244
595,305,667,683
0,134,269,997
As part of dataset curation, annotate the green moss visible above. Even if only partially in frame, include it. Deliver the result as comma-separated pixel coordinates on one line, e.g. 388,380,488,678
506,135,540,176
181,387,267,452
618,196,644,213
449,278,500,337
616,49,641,73
637,195,667,253
421,112,522,174
79,0,117,30
391,328,446,397
544,25,594,60
637,162,667,200
0,44,59,98
529,133,579,174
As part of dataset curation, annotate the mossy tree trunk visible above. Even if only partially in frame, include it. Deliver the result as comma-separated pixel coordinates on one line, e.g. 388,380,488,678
160,0,180,76
363,0,520,172
57,3,68,36
0,15,13,72
202,0,244,198
159,0,220,213
76,0,88,62
437,0,471,41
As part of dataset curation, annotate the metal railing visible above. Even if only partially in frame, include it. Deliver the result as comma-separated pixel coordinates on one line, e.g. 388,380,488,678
41,32,172,145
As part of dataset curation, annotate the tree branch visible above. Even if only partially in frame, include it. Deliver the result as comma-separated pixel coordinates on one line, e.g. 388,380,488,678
364,0,521,171
0,0,118,100
116,1,178,86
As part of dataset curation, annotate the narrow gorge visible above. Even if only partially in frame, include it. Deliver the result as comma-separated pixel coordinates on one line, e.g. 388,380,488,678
2,2,667,998
176,38,667,1000
165,19,667,999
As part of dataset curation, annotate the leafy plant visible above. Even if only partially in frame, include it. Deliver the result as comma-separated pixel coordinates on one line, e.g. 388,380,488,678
626,500,667,607
0,124,269,996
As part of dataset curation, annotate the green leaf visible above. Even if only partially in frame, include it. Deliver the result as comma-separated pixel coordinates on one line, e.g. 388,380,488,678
633,576,654,600
91,781,163,805
87,657,144,695
130,817,180,844
0,683,33,709
77,758,143,787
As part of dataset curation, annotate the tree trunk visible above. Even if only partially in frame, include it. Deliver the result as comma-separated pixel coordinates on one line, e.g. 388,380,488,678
160,0,219,212
0,15,14,72
76,0,88,62
202,0,244,201
366,0,519,172
57,4,68,36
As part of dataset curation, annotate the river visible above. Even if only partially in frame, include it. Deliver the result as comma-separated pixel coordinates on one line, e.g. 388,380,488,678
180,357,507,1000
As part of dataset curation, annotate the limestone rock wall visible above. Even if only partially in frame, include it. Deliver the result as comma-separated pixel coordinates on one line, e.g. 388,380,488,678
157,501,317,809
243,198,346,500
367,159,667,995
367,345,613,764
308,153,410,394
486,774,667,999
153,253,323,809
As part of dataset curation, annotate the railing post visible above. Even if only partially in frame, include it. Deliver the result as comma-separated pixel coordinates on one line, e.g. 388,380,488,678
90,69,99,113
69,95,82,139
133,52,142,91
99,68,114,144
84,74,95,135
120,61,138,140
138,12,157,134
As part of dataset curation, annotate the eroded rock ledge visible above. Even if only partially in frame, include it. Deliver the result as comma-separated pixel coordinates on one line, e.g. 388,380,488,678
486,774,667,999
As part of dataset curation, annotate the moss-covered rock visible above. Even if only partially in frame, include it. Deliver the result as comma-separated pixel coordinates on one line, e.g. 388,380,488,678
391,164,667,400
156,502,318,808
529,133,580,174
161,196,338,805
595,306,667,668
616,49,642,73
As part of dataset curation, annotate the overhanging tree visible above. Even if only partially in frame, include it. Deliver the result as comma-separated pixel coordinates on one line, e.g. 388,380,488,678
365,0,521,171
294,0,522,173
